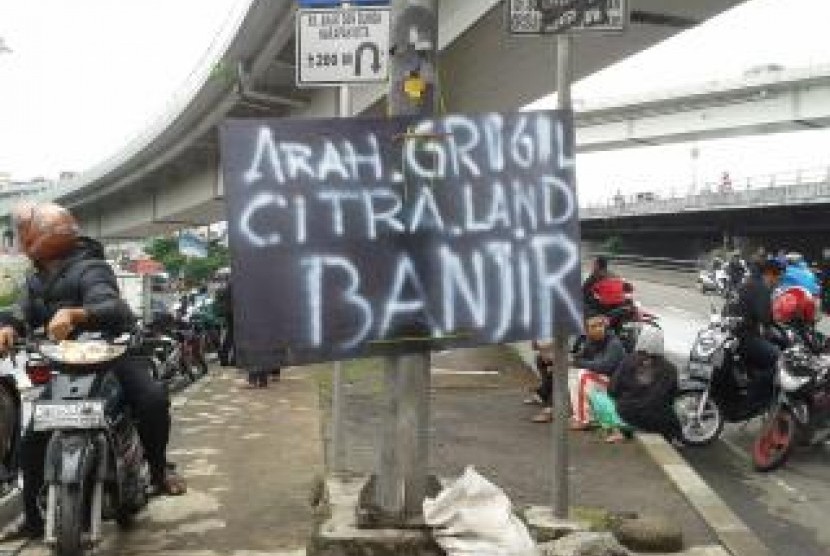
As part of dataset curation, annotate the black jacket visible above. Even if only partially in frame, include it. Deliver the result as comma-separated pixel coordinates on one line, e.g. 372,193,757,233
214,284,233,326
573,332,625,377
609,354,678,417
732,273,773,339
1,237,135,336
727,259,746,286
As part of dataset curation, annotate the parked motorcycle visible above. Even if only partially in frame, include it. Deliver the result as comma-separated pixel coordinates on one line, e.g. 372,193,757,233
28,335,149,556
141,315,204,384
585,276,664,355
606,302,662,354
0,350,27,495
697,268,733,297
174,323,208,380
674,311,779,446
752,344,830,471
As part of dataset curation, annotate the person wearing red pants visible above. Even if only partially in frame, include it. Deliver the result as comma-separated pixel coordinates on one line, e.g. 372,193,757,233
567,314,625,428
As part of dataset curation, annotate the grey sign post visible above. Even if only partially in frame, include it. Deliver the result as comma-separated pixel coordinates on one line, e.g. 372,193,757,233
508,0,628,520
296,0,391,478
552,34,574,519
331,82,353,476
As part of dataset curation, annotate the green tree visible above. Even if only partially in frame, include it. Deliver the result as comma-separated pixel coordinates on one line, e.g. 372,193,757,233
601,236,623,255
144,236,229,285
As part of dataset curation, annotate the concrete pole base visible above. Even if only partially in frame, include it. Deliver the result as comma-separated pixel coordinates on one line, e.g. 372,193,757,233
310,475,445,556
355,473,443,529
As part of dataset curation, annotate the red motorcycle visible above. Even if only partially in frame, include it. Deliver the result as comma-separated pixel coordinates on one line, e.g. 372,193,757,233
589,276,663,353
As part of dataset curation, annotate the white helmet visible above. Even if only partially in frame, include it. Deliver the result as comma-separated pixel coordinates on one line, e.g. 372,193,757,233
635,324,664,357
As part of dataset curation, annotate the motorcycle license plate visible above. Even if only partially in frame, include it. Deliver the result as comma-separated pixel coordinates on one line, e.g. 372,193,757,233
32,400,106,432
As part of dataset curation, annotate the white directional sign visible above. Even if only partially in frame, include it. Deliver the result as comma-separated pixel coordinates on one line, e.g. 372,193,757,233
296,7,390,87
508,0,627,35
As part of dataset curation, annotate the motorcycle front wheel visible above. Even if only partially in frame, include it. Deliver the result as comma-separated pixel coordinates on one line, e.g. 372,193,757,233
752,408,797,472
56,483,86,556
674,390,724,446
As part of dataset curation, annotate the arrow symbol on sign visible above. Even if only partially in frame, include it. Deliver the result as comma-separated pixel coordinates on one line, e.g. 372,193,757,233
354,42,381,76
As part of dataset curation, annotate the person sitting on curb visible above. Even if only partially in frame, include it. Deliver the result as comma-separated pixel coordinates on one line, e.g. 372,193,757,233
526,339,555,422
567,313,626,429
608,325,682,444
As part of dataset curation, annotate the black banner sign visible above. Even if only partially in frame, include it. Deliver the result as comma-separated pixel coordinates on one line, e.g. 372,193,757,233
220,111,583,366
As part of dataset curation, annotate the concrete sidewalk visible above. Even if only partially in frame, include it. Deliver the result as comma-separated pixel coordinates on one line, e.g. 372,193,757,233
322,345,716,546
0,368,323,556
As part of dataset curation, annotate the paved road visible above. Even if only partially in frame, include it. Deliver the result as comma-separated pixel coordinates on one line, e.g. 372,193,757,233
633,278,830,556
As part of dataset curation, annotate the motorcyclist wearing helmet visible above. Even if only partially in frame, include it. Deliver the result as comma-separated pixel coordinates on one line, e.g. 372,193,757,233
779,252,820,296
582,255,611,305
0,202,186,539
772,285,823,352
730,257,786,402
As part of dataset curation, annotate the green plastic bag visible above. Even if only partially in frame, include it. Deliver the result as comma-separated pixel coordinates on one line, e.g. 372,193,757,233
587,389,630,431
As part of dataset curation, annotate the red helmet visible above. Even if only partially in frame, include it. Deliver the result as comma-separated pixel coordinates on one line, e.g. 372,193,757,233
12,202,79,263
591,276,628,308
772,286,817,324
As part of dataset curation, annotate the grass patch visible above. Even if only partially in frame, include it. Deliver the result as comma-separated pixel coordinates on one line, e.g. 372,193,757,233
310,357,386,411
571,506,613,531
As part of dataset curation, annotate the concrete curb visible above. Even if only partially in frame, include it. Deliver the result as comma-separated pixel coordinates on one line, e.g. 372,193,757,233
509,345,768,555
636,433,773,556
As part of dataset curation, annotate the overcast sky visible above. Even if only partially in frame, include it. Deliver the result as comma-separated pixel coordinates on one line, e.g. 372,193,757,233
0,0,249,180
1,0,830,206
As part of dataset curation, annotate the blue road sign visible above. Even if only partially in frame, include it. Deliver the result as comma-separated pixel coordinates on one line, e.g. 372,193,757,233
298,0,388,7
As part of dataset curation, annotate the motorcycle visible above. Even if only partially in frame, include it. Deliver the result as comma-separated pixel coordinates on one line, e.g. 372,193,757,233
585,277,663,355
141,315,203,385
28,334,149,556
0,350,27,495
752,344,830,471
697,268,734,297
173,321,208,380
606,302,662,354
674,311,779,446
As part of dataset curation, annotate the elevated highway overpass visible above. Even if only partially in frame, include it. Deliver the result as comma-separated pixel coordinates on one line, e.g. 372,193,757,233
1,0,748,240
580,167,830,259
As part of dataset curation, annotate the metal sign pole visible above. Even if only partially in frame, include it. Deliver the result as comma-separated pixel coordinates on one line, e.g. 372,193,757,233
551,33,574,519
331,84,352,476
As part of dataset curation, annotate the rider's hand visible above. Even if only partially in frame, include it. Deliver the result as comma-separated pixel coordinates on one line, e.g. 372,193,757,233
0,327,15,354
47,308,88,342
